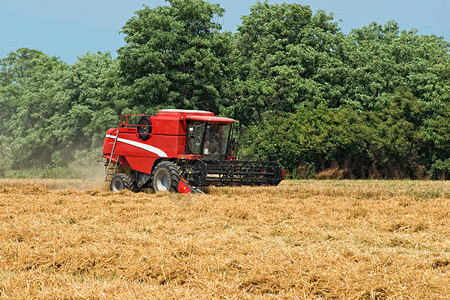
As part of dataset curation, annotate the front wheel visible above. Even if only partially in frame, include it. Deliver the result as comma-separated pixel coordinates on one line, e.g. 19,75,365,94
152,161,181,192
110,173,134,192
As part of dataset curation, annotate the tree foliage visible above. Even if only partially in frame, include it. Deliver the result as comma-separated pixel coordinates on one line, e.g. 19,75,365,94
344,22,450,110
117,0,232,114
0,49,119,169
232,1,345,124
236,2,449,179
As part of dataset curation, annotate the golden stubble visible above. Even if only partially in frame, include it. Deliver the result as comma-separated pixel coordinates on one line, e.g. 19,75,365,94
0,179,448,299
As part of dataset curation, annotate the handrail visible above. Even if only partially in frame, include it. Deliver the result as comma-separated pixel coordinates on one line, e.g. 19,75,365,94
104,127,120,181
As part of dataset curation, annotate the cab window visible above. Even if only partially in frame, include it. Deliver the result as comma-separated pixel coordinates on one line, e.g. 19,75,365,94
186,121,205,155
202,124,231,160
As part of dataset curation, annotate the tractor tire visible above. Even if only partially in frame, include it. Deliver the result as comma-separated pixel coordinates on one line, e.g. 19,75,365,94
110,173,134,192
152,161,181,193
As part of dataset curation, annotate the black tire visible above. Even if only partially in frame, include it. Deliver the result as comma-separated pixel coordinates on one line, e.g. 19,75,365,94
152,161,181,192
137,117,152,141
110,173,134,192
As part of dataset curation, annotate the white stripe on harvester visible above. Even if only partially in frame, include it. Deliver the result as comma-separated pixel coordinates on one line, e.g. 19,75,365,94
105,134,168,158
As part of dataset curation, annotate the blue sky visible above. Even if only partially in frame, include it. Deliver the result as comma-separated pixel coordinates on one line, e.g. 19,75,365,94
1,0,449,63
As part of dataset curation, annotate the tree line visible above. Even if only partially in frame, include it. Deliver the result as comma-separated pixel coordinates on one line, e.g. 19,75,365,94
0,0,448,179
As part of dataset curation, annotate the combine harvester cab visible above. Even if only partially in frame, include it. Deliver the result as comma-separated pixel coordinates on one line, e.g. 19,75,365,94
103,109,284,193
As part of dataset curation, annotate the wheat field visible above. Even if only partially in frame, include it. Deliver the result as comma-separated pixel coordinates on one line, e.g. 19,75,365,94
0,179,448,299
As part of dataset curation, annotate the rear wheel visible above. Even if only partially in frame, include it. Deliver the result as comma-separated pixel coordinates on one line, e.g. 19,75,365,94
152,161,181,192
110,173,134,192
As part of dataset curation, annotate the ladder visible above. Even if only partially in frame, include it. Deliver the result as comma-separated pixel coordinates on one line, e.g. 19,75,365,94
104,128,120,182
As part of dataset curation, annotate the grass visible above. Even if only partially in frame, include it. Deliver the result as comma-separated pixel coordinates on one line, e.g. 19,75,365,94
0,179,448,299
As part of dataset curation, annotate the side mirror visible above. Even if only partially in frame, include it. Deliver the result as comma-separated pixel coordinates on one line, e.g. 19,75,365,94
229,138,237,148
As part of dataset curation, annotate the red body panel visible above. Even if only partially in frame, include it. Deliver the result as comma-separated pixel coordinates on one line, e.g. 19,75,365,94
103,109,235,174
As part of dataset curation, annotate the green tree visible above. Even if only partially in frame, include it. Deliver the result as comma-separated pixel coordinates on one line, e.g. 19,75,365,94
0,48,69,168
364,90,425,178
420,101,450,179
48,52,121,165
233,1,346,124
345,21,450,110
0,49,119,170
117,0,232,114
241,88,449,179
241,106,370,177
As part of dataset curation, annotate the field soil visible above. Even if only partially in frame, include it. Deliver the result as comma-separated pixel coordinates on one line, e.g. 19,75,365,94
0,179,448,299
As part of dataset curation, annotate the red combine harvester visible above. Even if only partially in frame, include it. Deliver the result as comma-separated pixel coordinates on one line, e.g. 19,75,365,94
103,109,284,193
